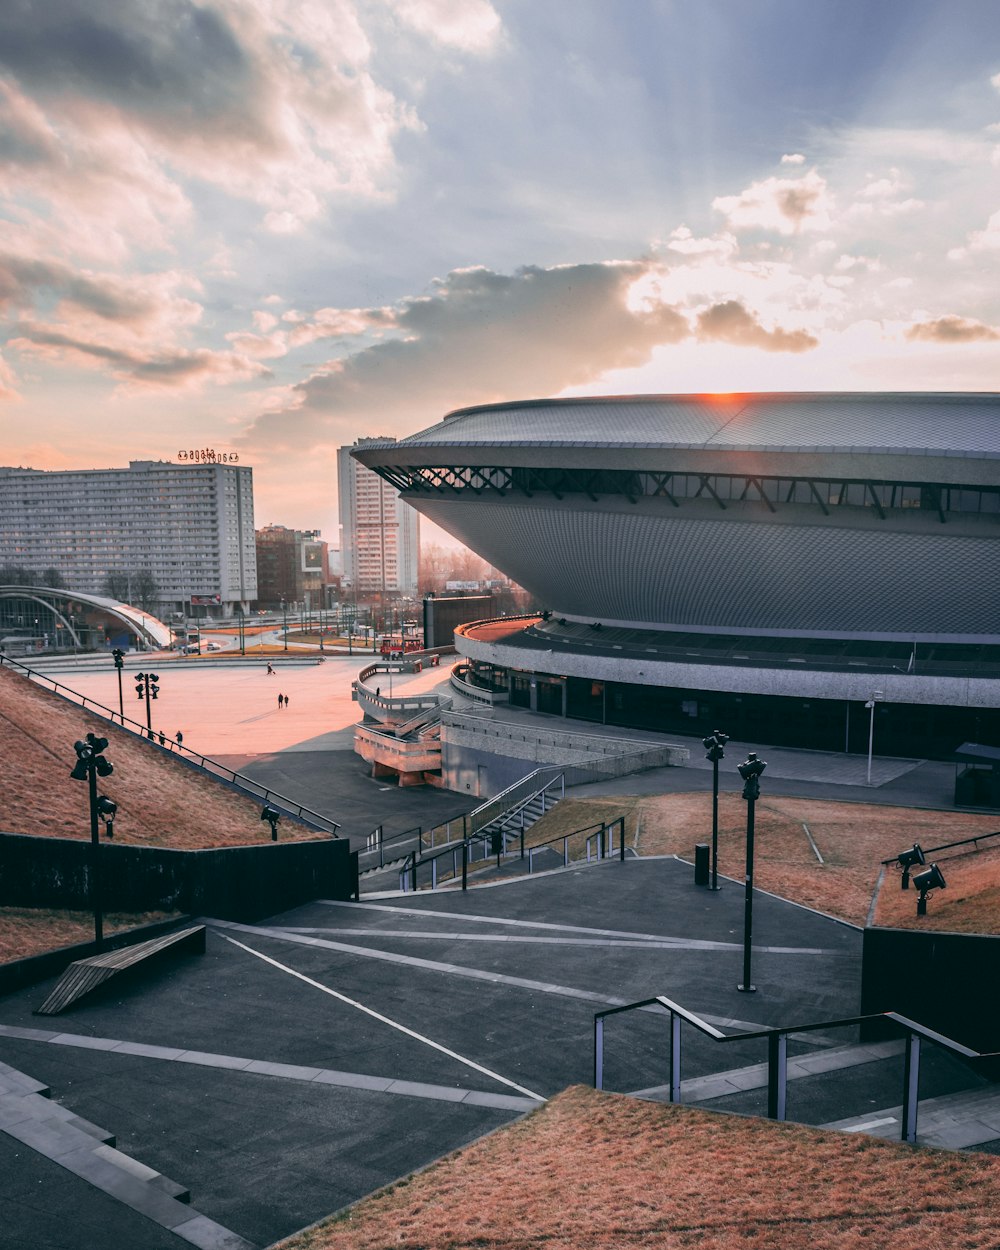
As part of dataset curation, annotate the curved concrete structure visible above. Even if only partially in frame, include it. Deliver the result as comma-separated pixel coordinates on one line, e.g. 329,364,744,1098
0,585,172,650
355,394,1000,763
355,392,1000,643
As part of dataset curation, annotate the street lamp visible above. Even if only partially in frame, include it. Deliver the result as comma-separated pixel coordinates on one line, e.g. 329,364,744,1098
737,751,767,993
281,598,288,651
69,733,115,948
865,690,884,786
134,671,159,739
111,647,125,721
702,729,729,891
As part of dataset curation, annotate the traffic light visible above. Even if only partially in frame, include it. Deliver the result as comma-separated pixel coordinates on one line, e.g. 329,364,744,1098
112,648,124,669
149,674,159,699
135,673,145,700
703,729,729,762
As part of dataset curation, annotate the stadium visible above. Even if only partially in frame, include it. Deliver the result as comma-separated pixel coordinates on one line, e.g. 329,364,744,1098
353,393,1000,768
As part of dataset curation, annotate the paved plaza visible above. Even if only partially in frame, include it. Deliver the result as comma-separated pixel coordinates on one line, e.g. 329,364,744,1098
3,653,996,1248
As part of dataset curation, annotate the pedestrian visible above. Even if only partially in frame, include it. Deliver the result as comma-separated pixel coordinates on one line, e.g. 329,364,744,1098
376,686,380,697
176,730,184,748
284,694,290,709
158,730,166,746
278,693,284,708
267,662,274,676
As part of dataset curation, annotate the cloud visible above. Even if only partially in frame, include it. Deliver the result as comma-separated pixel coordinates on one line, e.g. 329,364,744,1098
949,207,1000,258
0,0,421,240
781,153,805,165
0,251,202,327
240,260,690,449
11,320,270,389
712,169,834,235
695,300,819,353
905,315,1000,343
392,0,502,52
663,225,738,259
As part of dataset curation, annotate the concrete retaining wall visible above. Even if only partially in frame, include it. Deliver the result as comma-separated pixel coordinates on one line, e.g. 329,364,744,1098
0,831,356,923
861,924,1000,1053
439,710,688,797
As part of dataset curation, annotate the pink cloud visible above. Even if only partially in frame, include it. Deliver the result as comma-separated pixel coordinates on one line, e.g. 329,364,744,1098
695,300,819,353
713,170,834,235
905,315,1000,343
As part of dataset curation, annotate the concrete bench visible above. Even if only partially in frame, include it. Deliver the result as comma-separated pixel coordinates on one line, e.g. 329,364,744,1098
35,925,206,1016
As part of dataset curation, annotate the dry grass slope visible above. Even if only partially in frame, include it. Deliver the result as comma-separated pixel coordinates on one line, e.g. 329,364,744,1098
276,1086,1000,1250
521,795,1000,931
0,665,321,849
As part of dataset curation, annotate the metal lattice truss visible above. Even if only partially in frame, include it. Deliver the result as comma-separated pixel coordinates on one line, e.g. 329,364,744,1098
371,464,1000,522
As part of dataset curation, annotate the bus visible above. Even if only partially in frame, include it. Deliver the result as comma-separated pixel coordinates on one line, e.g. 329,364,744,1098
379,636,423,658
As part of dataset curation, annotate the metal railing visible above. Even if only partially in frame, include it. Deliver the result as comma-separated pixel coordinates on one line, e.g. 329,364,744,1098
881,829,1000,866
465,767,565,837
594,992,994,1143
398,814,628,892
0,653,341,836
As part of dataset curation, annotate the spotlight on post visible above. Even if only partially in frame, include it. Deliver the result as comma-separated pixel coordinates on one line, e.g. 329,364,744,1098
912,863,946,916
260,805,281,840
896,843,926,890
69,733,115,948
134,672,160,739
736,751,766,993
96,795,117,839
111,647,125,721
702,729,729,891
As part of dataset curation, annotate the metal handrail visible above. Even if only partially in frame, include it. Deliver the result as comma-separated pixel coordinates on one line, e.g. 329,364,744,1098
0,653,341,836
398,815,627,892
464,767,565,837
594,991,992,1143
881,828,1000,865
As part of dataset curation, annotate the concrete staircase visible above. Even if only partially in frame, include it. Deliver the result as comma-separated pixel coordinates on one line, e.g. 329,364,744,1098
630,1039,1000,1153
0,1058,256,1249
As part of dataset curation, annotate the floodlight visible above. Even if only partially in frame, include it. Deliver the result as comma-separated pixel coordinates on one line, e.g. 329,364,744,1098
912,862,946,916
896,843,925,889
260,805,281,840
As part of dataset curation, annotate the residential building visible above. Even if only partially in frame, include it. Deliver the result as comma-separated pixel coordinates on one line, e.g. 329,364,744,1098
338,438,419,599
0,460,256,617
255,525,329,610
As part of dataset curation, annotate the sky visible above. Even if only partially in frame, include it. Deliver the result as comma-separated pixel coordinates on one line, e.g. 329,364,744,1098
2,0,1000,545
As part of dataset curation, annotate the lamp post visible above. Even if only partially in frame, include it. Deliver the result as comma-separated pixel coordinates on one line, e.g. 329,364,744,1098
737,751,767,993
865,690,884,786
281,598,288,651
111,648,125,722
238,606,245,657
69,733,115,948
702,730,729,890
134,671,159,739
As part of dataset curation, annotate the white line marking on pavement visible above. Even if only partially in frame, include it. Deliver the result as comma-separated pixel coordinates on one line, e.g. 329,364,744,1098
317,899,833,954
843,1117,897,1132
280,926,827,953
221,934,545,1102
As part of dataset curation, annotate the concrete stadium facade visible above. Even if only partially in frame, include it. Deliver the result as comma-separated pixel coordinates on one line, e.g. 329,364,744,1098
354,393,1000,763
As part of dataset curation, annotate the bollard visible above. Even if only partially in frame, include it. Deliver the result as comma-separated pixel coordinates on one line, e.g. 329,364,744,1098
694,843,710,887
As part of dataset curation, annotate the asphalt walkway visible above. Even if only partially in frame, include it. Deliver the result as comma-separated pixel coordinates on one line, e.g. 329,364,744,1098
3,856,996,1248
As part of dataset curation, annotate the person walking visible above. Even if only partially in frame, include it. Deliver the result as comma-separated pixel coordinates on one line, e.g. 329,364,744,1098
267,662,274,676
278,693,284,709
175,730,184,749
284,694,290,709
158,730,166,746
